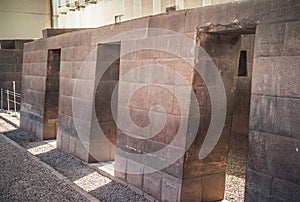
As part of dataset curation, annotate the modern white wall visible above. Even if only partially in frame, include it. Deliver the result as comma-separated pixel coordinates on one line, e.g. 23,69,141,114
58,0,124,28
0,0,51,39
54,0,240,29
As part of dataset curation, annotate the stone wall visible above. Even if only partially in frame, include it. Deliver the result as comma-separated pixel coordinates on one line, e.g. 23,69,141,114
246,14,300,202
0,40,32,109
20,0,300,201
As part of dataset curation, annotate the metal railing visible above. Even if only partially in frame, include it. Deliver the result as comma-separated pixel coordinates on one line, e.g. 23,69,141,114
0,81,21,117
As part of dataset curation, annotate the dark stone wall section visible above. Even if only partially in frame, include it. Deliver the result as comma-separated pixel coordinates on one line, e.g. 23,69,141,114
231,35,255,136
0,40,33,109
43,49,61,140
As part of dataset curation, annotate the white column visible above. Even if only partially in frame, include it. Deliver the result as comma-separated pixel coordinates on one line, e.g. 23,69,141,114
202,0,212,6
153,0,161,14
175,0,184,10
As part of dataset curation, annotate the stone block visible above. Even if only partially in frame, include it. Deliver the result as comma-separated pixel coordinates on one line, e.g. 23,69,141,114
75,140,89,162
249,95,276,133
68,136,77,155
162,156,184,179
126,159,144,189
98,121,117,143
161,174,182,202
128,85,148,110
126,134,144,154
142,139,166,154
117,82,144,108
68,97,92,121
248,130,300,185
202,172,225,201
274,97,300,140
61,47,74,62
245,169,272,201
56,127,62,149
72,79,95,99
181,177,202,202
95,80,117,102
71,117,91,143
74,61,96,80
147,85,174,114
279,57,300,96
284,21,300,53
114,154,127,180
43,122,57,140
35,122,44,140
61,132,69,152
254,23,285,57
251,57,276,96
119,60,145,82
149,11,186,34
89,141,112,162
91,17,149,45
272,178,300,201
60,61,73,78
73,45,95,61
143,168,162,200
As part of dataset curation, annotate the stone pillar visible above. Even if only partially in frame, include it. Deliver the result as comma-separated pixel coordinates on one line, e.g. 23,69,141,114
180,33,241,201
113,29,242,201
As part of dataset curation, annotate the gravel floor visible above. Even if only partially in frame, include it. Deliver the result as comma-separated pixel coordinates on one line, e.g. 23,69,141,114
0,118,149,202
0,117,248,202
0,135,91,202
225,133,248,202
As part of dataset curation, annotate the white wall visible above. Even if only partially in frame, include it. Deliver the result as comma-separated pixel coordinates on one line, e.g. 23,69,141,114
54,0,240,28
58,0,124,28
0,0,51,39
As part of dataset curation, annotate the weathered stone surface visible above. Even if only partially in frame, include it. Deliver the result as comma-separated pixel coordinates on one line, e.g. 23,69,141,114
19,1,300,201
161,174,182,202
249,95,276,133
0,40,30,109
272,178,300,201
252,56,300,98
248,130,300,185
143,169,162,200
181,177,202,202
284,21,300,53
245,169,272,202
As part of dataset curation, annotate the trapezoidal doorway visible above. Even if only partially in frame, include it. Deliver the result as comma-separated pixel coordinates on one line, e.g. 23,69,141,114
43,49,61,140
181,23,256,201
90,42,121,173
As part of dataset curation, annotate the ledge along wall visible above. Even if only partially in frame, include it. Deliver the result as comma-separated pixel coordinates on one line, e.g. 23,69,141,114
20,0,300,201
0,40,32,109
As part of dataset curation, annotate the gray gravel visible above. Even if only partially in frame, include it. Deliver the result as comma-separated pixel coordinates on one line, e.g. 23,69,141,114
0,135,90,202
0,118,149,202
225,133,248,202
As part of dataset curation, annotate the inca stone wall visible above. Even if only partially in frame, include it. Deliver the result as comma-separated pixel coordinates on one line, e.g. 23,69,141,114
0,40,32,109
20,0,300,201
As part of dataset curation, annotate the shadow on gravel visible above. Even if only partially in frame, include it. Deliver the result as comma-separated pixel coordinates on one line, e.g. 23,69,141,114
89,181,149,202
36,148,96,181
226,133,248,179
3,128,43,148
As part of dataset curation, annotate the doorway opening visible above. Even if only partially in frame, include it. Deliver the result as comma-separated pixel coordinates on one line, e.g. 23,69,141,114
184,23,256,201
44,49,61,140
227,34,255,201
93,42,121,176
